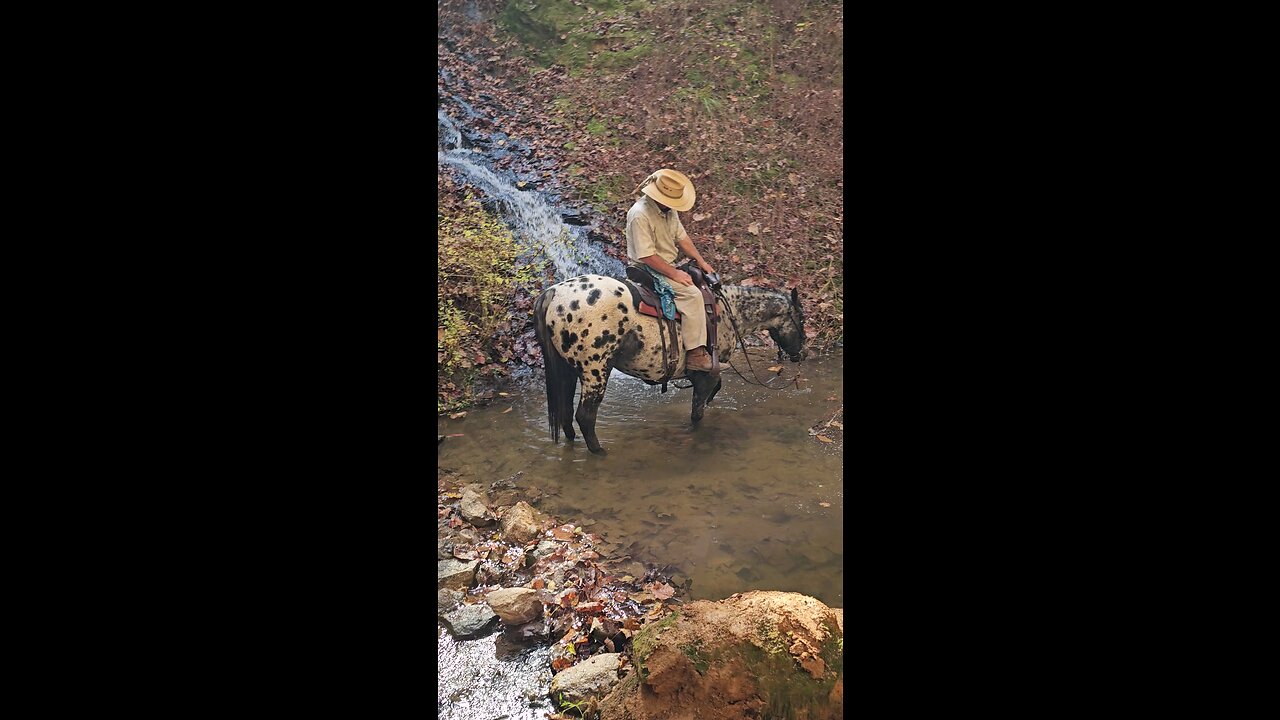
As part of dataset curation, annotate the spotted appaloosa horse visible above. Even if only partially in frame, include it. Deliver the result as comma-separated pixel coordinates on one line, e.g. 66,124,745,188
533,273,806,454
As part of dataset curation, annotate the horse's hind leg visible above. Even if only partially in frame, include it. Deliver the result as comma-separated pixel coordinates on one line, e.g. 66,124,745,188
560,380,577,442
574,371,611,454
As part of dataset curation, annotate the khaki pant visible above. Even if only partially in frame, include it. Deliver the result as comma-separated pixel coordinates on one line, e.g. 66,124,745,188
672,282,706,350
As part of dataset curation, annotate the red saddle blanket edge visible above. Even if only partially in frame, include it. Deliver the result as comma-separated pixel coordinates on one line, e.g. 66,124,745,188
638,301,680,321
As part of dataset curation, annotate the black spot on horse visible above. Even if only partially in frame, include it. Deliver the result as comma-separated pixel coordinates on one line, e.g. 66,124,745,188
587,289,602,305
601,315,608,321
590,354,600,361
592,330,615,349
557,304,565,315
559,330,578,353
614,289,624,296
617,303,628,313
591,369,599,377
582,330,590,338
580,284,589,290
577,344,585,352
566,313,573,323
570,300,580,311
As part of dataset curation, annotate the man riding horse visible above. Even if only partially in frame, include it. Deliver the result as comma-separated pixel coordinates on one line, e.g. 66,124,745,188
625,169,717,372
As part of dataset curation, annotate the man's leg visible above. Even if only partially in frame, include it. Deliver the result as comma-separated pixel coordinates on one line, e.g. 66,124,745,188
672,283,710,371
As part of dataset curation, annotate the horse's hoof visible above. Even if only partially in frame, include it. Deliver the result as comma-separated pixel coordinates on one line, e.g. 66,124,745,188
588,445,606,455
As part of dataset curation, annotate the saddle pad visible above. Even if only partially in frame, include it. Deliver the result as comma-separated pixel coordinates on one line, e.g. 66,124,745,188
638,301,680,320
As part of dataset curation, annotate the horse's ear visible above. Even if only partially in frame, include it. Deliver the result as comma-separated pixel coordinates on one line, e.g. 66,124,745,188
790,287,799,305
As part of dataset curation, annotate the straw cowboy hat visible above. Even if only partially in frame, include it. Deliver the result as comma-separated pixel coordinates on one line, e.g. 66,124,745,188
637,169,696,212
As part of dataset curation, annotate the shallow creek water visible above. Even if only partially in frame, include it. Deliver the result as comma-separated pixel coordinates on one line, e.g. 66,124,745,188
439,350,844,608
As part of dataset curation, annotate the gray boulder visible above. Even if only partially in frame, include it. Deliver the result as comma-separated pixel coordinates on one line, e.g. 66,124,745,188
438,559,479,591
443,602,498,638
550,652,622,706
501,501,541,544
486,587,543,625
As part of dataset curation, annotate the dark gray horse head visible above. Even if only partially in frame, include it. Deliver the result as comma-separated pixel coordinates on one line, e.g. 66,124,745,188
767,287,807,362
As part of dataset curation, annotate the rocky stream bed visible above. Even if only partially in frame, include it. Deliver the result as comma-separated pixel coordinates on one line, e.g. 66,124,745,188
438,468,843,719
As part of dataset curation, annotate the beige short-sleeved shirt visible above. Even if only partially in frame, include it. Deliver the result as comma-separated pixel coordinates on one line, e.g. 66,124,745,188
626,196,688,264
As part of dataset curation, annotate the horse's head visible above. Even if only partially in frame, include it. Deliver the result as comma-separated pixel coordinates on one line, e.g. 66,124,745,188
767,287,807,362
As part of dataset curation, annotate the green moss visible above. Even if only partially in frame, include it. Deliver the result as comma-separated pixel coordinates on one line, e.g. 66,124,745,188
680,641,709,676
585,117,607,135
630,610,680,681
736,641,840,720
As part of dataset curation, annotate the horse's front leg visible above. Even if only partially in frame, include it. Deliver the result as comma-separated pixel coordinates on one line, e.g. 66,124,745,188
689,372,721,424
575,369,611,454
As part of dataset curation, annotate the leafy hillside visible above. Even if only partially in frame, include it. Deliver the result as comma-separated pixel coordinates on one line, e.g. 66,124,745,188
438,0,843,408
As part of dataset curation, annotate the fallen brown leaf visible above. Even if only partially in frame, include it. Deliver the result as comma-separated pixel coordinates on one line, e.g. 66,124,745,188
449,411,467,420
816,435,833,443
766,365,783,373
501,406,514,414
819,502,831,508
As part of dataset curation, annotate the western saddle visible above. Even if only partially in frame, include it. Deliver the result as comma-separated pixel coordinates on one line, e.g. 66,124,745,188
623,262,722,390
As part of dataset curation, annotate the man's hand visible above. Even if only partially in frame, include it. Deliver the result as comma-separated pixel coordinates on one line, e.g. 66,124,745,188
670,270,694,286
700,263,716,275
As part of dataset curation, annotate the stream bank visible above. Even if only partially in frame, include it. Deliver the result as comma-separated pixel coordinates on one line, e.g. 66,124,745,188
438,463,843,720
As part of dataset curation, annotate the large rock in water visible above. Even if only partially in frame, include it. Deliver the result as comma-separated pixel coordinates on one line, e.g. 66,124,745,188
500,501,541,544
602,591,843,720
550,652,622,706
442,602,498,639
486,587,543,625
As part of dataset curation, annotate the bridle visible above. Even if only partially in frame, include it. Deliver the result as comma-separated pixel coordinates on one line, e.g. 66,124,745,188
710,275,805,390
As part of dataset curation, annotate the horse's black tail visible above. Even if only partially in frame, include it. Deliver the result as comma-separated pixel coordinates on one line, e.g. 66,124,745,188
533,288,574,444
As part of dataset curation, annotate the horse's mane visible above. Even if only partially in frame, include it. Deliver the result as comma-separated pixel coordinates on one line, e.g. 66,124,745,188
724,284,804,323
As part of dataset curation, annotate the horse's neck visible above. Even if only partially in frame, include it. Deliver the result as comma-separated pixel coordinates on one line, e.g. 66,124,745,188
719,285,788,332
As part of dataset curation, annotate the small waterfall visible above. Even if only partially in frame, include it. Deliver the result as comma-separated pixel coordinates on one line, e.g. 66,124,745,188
438,84,624,281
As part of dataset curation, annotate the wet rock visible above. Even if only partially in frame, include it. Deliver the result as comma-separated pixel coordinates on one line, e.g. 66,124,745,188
459,484,492,526
443,602,498,638
438,559,479,591
438,588,464,616
486,587,543,625
550,652,621,706
561,207,590,225
501,501,541,544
